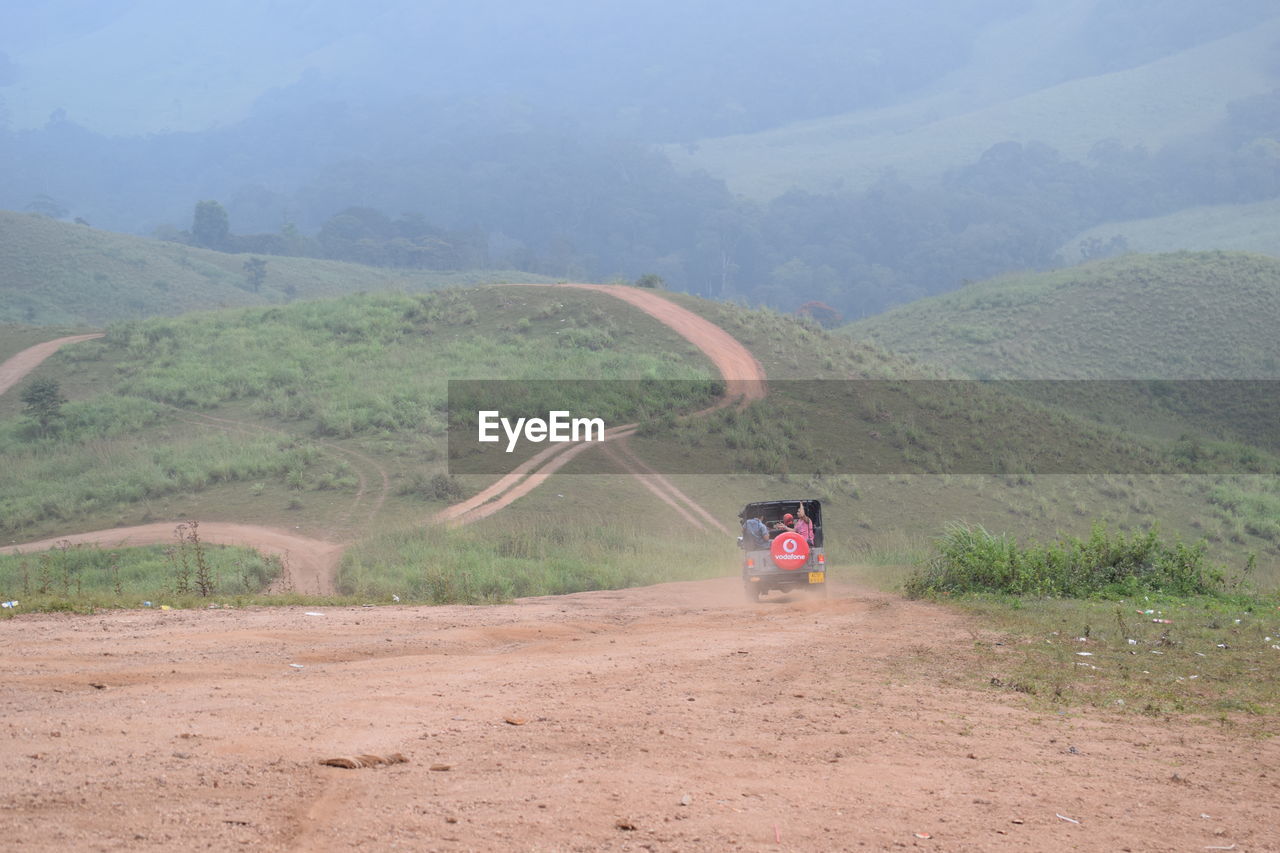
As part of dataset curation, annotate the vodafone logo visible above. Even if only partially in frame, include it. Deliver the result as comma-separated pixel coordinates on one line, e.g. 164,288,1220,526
770,532,810,570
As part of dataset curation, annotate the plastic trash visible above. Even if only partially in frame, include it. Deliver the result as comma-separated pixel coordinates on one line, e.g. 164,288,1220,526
143,601,152,607
1075,651,1094,656
1,600,17,608
304,612,323,616
1152,618,1172,624
392,595,400,602
1055,813,1081,824
289,663,304,669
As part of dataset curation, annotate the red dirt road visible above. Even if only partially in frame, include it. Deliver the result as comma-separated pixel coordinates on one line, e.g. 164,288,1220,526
0,333,104,397
1,523,343,596
436,284,764,527
2,578,1276,851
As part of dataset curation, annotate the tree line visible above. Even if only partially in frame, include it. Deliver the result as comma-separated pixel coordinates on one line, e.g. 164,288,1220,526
5,85,1280,321
150,86,1280,321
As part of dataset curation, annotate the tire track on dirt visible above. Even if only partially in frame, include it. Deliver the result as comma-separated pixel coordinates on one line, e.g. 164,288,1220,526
171,409,391,539
436,284,764,527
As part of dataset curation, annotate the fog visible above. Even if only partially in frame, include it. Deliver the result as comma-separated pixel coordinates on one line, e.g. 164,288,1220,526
2,0,1278,317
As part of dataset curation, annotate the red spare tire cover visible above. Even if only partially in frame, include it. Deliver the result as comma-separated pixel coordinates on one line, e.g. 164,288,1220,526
770,531,810,570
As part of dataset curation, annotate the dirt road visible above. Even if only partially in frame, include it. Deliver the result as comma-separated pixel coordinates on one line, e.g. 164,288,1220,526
0,333,104,397
2,578,1275,851
1,523,343,595
436,284,764,527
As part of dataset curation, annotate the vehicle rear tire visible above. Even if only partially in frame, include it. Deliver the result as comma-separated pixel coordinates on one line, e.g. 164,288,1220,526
744,581,762,602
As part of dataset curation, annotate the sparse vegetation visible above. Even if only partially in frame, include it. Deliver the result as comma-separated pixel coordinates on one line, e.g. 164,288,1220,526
338,513,730,603
0,531,279,613
0,210,552,325
965,591,1280,718
847,252,1280,379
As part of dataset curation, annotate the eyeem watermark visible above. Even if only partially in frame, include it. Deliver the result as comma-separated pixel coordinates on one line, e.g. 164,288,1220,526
477,410,606,453
451,379,1280,474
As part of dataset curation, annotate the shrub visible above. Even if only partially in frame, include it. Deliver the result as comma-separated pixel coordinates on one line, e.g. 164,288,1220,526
397,472,467,502
904,522,1226,599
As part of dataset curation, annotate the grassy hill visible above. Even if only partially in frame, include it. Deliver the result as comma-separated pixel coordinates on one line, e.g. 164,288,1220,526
0,210,551,325
846,252,1280,380
4,283,1278,606
1060,199,1280,262
668,17,1280,199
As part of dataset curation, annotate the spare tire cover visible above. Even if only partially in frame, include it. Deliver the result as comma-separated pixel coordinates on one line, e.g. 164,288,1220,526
770,531,810,570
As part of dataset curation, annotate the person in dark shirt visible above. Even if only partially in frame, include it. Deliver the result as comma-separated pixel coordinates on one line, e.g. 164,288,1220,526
742,514,771,549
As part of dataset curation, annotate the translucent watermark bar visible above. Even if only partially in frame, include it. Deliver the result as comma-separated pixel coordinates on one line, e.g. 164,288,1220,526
447,380,1280,475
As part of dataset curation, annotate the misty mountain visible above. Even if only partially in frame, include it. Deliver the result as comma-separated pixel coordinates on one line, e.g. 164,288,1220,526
1,0,1278,320
5,0,1274,142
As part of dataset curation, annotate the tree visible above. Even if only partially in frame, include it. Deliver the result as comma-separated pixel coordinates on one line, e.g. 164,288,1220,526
26,194,66,218
20,378,66,435
795,301,843,328
192,200,230,250
242,257,267,292
635,273,665,289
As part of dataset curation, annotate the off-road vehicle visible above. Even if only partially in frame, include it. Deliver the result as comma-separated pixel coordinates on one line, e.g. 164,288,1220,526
737,499,825,601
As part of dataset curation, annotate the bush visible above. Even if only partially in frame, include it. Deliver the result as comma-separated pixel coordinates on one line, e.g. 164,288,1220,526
398,472,467,502
904,522,1226,599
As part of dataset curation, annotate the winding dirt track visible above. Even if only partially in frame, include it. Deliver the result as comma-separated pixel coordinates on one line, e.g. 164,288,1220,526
434,283,763,527
3,286,762,586
2,579,1277,850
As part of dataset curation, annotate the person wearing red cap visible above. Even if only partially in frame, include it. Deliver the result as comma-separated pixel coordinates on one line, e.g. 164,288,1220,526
770,513,795,536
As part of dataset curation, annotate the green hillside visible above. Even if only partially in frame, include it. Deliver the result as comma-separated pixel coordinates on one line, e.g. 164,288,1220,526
669,18,1280,199
0,285,717,533
0,210,550,325
4,284,1278,605
1060,198,1280,262
846,252,1280,379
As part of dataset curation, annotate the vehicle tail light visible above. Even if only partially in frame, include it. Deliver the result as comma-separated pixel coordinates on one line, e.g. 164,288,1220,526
817,554,825,564
746,558,755,568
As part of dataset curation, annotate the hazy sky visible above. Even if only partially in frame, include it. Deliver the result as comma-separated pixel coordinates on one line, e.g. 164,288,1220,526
0,0,1044,136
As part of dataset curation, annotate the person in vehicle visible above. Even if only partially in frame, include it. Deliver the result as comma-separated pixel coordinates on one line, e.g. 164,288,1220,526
742,513,771,550
770,513,795,537
792,505,814,545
